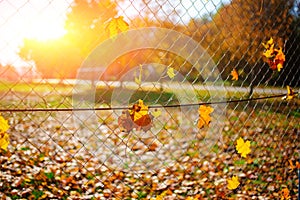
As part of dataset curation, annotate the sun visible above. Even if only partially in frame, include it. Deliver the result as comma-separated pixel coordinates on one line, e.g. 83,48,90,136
24,15,67,41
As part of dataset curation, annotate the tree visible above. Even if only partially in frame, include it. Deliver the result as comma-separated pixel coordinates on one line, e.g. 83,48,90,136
18,0,117,79
188,0,295,87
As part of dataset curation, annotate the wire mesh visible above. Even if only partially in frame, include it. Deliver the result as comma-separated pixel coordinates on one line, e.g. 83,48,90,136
0,0,299,199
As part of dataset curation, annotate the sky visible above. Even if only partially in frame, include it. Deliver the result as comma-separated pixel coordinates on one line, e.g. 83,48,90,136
0,0,229,69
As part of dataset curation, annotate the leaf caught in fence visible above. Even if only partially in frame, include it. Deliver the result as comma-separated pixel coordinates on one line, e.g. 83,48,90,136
129,99,148,122
262,37,274,52
236,137,251,158
197,105,214,129
167,67,175,79
134,65,142,85
151,109,162,118
227,175,240,190
282,86,297,101
118,99,153,132
262,37,285,72
118,111,135,132
231,68,238,81
106,16,129,39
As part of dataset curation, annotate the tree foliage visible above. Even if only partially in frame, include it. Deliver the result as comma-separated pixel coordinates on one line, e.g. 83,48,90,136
187,0,296,85
17,0,300,86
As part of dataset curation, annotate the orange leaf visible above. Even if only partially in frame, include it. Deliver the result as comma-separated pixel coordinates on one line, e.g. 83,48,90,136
118,99,153,132
231,69,238,81
274,48,285,71
281,188,291,200
262,38,285,71
197,105,214,129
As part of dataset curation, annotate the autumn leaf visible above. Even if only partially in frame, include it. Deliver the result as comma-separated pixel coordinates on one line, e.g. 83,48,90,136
280,188,291,200
288,159,300,172
262,37,274,50
235,137,251,158
0,115,9,133
274,48,285,71
227,175,240,190
118,111,135,132
282,86,297,100
197,105,214,129
167,67,175,79
0,132,9,151
118,99,153,132
152,109,161,118
129,99,148,121
134,65,142,85
106,16,129,39
262,38,285,71
231,68,238,81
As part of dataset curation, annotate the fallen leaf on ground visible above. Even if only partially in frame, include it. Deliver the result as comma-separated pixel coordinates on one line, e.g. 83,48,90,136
227,175,240,190
280,188,291,200
236,137,251,158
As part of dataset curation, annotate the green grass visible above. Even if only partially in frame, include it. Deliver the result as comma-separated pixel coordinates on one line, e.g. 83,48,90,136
0,81,73,94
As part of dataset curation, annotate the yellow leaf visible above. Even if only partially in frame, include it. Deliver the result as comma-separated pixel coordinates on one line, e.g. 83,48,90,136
152,109,161,118
277,63,283,72
167,67,175,79
282,86,297,100
0,115,9,133
262,49,274,58
235,137,251,158
0,132,9,151
134,65,142,85
129,99,149,122
227,175,240,190
231,68,238,81
262,37,274,49
134,77,141,85
197,105,214,129
106,16,129,39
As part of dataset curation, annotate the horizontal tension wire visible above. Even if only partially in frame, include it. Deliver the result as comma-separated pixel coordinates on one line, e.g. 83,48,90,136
0,93,294,112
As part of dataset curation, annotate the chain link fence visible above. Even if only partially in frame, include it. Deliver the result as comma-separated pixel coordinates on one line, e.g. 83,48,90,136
0,0,299,199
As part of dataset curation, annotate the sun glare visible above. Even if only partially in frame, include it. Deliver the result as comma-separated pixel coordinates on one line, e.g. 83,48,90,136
24,16,67,41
